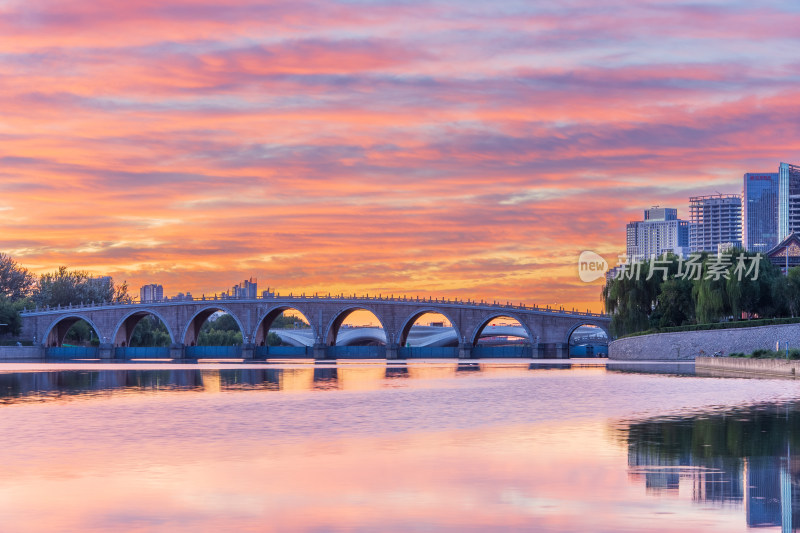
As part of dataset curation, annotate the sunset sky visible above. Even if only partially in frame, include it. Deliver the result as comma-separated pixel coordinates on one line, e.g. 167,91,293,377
1,0,799,311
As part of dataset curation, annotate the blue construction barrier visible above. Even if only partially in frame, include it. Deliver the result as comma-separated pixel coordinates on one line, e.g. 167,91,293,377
116,347,171,359
255,346,313,358
185,345,242,358
46,346,99,359
399,347,458,359
471,345,533,358
328,345,386,359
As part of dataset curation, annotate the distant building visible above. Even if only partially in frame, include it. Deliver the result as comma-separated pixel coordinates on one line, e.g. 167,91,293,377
169,292,193,301
778,162,800,239
626,207,689,259
139,284,164,303
743,172,779,253
688,194,742,253
766,232,800,274
231,277,257,299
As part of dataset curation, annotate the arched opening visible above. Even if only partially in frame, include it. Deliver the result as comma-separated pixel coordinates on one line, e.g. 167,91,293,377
183,308,245,359
473,315,533,346
326,308,387,347
113,311,174,360
254,307,313,347
568,325,609,358
254,307,314,359
471,315,535,359
398,311,459,359
399,312,458,347
326,308,387,359
44,316,102,359
45,316,101,348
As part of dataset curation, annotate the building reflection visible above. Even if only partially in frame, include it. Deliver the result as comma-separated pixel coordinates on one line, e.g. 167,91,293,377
622,403,800,530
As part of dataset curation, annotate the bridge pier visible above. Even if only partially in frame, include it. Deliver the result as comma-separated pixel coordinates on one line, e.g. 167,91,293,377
539,342,570,359
98,343,114,359
386,343,399,360
458,343,472,359
313,344,327,360
170,343,185,360
241,343,255,361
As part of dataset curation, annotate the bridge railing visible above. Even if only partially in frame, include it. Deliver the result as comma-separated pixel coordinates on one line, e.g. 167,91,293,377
21,292,607,318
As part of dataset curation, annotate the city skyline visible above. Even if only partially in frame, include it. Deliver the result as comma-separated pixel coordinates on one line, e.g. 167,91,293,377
1,1,799,312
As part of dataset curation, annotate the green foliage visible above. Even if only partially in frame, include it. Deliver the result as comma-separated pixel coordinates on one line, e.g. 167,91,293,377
266,332,283,346
0,297,25,336
128,316,171,347
197,312,242,346
63,320,99,347
271,313,309,329
751,348,773,358
33,266,131,308
604,250,792,337
0,254,35,301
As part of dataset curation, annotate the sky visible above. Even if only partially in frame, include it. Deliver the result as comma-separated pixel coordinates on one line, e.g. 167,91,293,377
1,0,799,312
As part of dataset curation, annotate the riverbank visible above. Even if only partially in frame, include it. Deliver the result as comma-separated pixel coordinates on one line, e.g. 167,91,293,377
609,322,800,360
695,356,800,378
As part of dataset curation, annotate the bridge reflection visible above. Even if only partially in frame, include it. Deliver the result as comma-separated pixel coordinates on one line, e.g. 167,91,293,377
0,363,597,404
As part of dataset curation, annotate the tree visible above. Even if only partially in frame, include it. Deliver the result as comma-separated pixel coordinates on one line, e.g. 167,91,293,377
786,266,800,317
32,266,130,307
651,277,694,328
0,297,24,336
0,253,35,301
128,316,171,347
197,312,243,346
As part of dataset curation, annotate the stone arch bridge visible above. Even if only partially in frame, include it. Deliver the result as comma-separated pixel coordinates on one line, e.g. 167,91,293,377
20,295,610,360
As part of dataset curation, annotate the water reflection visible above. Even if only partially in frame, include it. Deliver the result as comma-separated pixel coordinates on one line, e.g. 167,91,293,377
0,362,587,404
620,403,800,530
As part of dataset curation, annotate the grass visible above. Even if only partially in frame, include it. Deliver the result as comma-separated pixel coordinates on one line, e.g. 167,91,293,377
728,348,800,359
621,316,800,339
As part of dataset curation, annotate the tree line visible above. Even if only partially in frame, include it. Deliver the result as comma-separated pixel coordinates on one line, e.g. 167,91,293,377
0,253,129,337
602,250,800,337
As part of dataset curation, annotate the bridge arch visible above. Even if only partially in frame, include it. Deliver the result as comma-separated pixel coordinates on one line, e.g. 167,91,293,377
470,312,537,346
398,308,461,347
254,306,314,346
325,305,389,346
564,322,610,357
181,305,246,346
112,308,176,347
43,314,104,347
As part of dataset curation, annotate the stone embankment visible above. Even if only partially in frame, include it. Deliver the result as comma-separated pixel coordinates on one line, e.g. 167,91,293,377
696,356,800,377
609,323,800,360
0,346,44,360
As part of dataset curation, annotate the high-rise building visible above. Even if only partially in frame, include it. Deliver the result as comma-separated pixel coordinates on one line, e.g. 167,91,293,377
139,284,164,303
743,172,779,253
626,207,689,258
688,194,742,253
778,162,800,239
231,278,257,299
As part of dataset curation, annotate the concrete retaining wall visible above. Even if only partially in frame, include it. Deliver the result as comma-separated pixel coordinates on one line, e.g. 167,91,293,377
0,346,44,360
609,323,800,360
696,356,800,377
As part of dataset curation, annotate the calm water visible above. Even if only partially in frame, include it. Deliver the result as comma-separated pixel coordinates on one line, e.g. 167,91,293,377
1,360,799,532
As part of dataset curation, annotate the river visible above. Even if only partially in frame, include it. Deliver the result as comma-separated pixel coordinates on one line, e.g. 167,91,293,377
0,360,798,532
